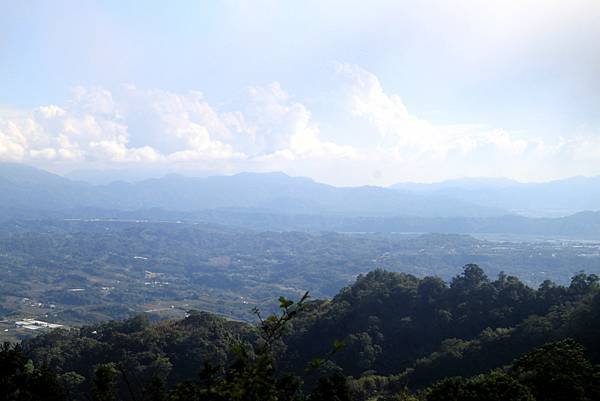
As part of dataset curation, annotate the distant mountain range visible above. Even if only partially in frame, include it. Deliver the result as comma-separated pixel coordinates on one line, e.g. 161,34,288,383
2,163,600,238
0,163,503,218
391,176,600,217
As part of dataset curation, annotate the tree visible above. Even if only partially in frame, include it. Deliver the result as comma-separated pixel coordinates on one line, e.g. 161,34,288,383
424,376,469,401
308,372,351,401
0,342,67,401
451,264,489,291
91,363,118,401
509,339,600,401
168,293,311,401
425,372,534,401
466,372,534,401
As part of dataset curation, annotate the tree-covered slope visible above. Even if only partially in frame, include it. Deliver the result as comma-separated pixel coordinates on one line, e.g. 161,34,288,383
281,266,600,379
3,265,598,400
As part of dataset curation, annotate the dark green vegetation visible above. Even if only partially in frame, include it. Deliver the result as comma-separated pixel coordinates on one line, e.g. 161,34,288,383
2,265,599,400
2,219,600,339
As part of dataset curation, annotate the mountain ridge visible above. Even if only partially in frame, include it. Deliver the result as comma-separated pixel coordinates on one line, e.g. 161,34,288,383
0,163,505,218
391,176,600,217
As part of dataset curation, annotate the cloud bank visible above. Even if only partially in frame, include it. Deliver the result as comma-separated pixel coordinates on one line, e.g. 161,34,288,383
1,65,599,185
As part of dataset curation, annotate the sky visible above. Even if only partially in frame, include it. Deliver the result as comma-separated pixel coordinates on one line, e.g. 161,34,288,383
1,0,600,186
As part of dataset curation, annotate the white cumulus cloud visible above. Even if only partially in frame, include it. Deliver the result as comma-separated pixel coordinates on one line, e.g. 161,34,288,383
1,65,600,184
337,63,543,162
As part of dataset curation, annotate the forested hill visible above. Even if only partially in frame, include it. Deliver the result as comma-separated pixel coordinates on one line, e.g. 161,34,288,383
3,265,599,400
282,265,600,379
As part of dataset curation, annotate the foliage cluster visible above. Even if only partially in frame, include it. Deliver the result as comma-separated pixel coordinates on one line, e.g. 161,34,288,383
1,265,599,400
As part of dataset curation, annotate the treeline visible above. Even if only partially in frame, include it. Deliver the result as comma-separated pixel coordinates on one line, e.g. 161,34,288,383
282,265,600,380
1,265,599,400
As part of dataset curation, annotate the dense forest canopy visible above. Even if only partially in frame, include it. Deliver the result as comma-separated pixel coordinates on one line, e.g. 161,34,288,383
2,265,599,400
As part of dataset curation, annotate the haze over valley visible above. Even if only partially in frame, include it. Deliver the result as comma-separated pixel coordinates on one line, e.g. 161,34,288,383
2,1,600,400
2,162,600,342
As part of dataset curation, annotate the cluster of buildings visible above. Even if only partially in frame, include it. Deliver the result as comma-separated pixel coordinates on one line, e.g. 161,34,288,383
14,318,63,331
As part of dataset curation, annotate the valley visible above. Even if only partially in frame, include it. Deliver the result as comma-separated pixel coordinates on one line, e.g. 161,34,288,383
2,218,599,342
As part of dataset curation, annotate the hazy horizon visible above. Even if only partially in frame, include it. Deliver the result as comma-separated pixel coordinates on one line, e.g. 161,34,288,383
5,161,600,187
61,166,600,187
2,3,600,398
2,1,600,186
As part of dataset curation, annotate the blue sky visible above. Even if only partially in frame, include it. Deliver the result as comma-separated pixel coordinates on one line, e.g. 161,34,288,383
1,0,600,185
